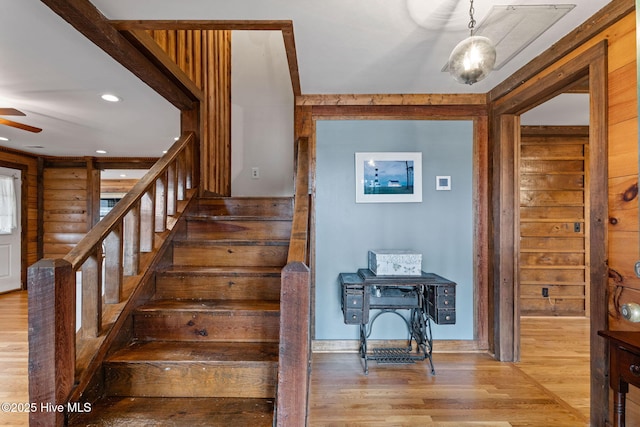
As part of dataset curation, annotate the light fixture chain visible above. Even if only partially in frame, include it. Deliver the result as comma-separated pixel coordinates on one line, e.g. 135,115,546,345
468,0,476,35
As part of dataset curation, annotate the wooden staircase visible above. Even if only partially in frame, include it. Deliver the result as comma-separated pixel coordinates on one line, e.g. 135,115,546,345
69,197,293,426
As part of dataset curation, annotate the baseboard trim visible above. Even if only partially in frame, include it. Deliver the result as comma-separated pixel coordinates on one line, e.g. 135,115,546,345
312,339,488,353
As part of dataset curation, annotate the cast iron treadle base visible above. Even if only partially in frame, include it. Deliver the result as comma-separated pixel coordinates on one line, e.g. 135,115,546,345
372,347,418,364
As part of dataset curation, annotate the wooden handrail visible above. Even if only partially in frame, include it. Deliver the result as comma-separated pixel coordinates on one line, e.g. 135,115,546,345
277,137,312,426
286,137,311,264
28,132,199,426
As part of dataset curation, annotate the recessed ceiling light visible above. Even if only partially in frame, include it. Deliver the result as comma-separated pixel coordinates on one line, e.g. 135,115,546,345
163,150,168,154
120,174,127,178
101,94,120,102
174,136,180,141
0,136,9,141
96,149,107,154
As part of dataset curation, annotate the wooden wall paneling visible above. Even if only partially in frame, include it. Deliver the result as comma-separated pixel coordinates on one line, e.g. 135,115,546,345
201,30,231,195
193,30,202,89
519,130,588,316
101,179,139,194
42,167,89,259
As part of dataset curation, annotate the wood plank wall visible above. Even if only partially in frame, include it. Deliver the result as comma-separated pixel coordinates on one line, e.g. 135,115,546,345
519,127,589,316
147,29,231,196
42,167,89,259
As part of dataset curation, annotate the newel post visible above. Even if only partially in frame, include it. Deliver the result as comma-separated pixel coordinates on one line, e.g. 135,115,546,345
276,261,311,426
28,258,75,427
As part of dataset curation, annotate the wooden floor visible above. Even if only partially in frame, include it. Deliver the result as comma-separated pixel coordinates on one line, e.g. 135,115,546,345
0,291,590,426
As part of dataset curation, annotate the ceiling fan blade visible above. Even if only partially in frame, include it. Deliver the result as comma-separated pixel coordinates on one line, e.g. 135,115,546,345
0,108,26,116
0,117,42,133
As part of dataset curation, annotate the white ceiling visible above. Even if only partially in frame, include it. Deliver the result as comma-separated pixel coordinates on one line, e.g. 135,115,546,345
0,1,607,157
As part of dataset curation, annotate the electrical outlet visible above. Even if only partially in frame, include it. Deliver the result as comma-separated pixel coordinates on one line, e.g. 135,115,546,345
542,287,549,298
251,167,259,179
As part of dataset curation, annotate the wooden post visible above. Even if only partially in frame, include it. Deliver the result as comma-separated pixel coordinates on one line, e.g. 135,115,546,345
276,261,311,427
28,259,75,427
104,223,123,304
155,174,168,232
140,187,155,252
123,203,141,276
81,252,102,338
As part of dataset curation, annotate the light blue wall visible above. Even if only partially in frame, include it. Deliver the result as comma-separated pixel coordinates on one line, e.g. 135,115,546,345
315,120,474,341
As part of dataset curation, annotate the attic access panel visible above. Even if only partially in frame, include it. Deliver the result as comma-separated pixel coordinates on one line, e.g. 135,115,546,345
443,4,575,71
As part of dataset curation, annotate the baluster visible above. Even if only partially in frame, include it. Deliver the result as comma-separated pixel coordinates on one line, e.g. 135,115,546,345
167,163,177,216
185,140,193,189
155,172,168,232
123,202,141,276
104,221,123,304
140,187,155,252
177,150,186,201
81,250,103,338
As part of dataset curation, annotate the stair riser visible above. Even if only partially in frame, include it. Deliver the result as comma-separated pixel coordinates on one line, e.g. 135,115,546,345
195,198,292,218
104,362,276,398
155,274,281,301
186,220,292,241
134,312,279,342
173,245,288,267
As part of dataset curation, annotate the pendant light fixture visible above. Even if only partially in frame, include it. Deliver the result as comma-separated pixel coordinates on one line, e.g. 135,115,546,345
448,0,496,85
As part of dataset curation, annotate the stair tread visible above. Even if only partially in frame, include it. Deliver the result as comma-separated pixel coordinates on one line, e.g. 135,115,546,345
68,397,274,427
107,341,279,363
157,265,282,276
138,299,280,313
186,214,291,221
172,238,289,246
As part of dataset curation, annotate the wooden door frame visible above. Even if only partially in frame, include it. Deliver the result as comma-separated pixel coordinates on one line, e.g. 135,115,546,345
0,160,28,290
490,40,608,423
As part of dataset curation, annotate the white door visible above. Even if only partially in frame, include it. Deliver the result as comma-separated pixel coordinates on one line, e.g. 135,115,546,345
0,167,21,293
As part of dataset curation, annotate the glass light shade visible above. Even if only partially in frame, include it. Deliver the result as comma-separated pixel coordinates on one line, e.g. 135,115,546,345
448,35,496,85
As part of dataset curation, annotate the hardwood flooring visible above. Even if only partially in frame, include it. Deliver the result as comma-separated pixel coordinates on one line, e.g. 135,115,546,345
0,291,590,426
0,291,28,427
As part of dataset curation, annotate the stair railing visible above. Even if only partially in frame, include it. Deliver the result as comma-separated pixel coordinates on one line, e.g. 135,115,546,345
27,132,199,427
277,136,312,426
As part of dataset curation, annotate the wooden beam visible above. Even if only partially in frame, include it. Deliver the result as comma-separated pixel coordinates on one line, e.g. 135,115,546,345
282,23,302,96
309,104,488,120
110,20,294,31
489,0,633,102
298,93,487,106
112,20,302,97
40,0,197,110
120,29,204,101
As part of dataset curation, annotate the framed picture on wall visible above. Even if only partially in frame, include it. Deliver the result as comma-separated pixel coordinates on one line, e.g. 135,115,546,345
355,152,422,203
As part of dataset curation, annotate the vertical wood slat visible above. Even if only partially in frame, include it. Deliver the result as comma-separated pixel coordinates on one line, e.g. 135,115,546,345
140,187,155,252
201,30,231,195
28,259,75,427
104,222,123,304
155,173,168,232
166,164,177,216
81,251,102,339
177,151,186,201
123,202,141,276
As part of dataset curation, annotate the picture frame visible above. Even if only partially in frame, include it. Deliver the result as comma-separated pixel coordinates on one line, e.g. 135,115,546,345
355,152,422,203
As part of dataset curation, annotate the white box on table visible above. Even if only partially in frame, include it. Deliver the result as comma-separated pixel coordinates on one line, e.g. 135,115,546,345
367,250,422,276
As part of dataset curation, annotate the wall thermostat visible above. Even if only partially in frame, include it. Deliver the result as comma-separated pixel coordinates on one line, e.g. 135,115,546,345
436,176,451,191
